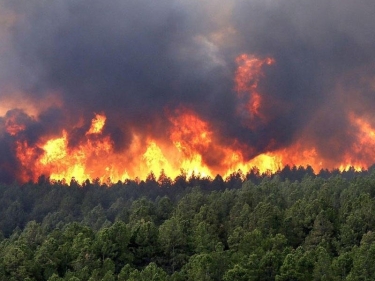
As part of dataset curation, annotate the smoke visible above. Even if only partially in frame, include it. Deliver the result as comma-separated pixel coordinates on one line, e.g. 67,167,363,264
0,0,375,182
231,0,375,158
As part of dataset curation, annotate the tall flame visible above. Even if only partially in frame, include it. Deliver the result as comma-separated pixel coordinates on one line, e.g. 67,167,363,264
235,54,275,122
2,53,374,184
86,114,106,135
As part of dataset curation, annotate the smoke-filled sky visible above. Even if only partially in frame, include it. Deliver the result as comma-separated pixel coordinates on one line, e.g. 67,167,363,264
1,0,375,183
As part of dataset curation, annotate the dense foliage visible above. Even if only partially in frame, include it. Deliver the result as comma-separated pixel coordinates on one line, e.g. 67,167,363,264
0,166,375,280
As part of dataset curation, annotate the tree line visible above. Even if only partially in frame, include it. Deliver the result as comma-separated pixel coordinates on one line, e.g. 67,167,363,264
0,166,374,280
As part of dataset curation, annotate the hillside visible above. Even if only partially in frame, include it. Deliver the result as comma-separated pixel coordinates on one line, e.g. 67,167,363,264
0,167,374,280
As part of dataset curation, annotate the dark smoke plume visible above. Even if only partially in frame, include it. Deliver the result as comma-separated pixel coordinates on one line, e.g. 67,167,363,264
0,0,375,182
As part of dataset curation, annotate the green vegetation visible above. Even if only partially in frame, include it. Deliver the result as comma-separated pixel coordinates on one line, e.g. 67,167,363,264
0,166,374,280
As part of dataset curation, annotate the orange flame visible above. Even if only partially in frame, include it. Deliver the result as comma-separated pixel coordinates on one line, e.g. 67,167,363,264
170,110,212,156
10,108,370,184
234,54,275,124
5,54,375,183
86,113,106,135
341,113,375,171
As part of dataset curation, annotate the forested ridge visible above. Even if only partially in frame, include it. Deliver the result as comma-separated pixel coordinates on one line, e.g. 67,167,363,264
1,166,375,280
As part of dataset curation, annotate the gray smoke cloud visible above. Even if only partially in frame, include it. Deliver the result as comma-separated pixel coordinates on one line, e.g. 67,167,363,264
0,0,375,182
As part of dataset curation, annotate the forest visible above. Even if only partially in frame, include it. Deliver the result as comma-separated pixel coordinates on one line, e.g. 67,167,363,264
0,166,375,280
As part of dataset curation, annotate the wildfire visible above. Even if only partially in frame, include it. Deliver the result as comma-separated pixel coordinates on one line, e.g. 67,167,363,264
40,132,68,164
1,53,373,184
169,110,212,156
86,114,106,135
234,54,275,122
341,113,375,171
6,109,372,184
